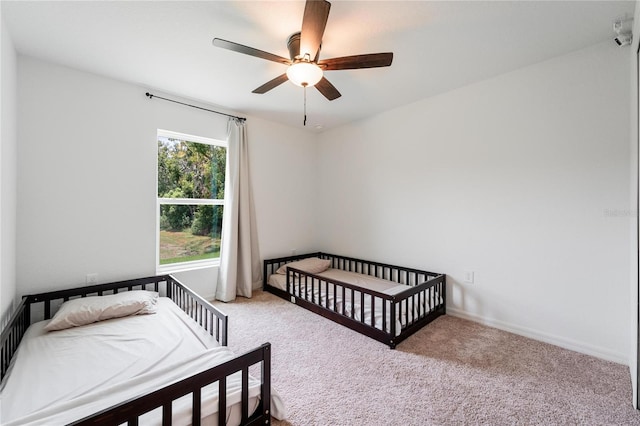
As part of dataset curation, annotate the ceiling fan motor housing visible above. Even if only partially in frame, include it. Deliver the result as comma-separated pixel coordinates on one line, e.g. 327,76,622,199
288,32,321,62
287,32,301,60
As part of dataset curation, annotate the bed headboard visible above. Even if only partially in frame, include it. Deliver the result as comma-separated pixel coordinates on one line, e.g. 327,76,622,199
0,298,29,380
0,275,228,381
262,252,322,288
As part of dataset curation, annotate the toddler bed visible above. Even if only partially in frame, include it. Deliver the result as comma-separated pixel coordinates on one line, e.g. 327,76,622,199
0,275,282,425
263,253,446,348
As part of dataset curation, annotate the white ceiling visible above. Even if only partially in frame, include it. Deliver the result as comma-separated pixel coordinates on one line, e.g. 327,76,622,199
2,1,635,131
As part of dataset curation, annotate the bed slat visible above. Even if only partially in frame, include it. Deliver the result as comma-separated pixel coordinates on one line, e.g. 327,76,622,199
162,403,172,426
218,376,227,425
192,388,201,426
241,367,249,423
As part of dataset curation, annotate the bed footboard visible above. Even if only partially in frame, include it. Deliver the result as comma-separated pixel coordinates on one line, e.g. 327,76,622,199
264,253,446,348
71,342,272,426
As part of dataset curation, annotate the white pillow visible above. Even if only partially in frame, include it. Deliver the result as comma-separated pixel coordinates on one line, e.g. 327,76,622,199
276,257,331,275
44,290,159,331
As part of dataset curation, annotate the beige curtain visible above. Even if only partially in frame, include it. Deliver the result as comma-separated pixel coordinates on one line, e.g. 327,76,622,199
215,119,261,301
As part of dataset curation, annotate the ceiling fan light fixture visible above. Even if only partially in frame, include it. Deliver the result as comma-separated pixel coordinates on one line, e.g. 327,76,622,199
286,61,323,87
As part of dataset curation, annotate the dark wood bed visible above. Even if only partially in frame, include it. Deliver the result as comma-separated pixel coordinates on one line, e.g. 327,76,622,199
263,252,446,349
0,274,271,425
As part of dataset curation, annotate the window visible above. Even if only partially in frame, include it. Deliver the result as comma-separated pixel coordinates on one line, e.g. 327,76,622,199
157,129,226,272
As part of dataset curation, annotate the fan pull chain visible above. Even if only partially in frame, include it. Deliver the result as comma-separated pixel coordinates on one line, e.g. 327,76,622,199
303,84,307,126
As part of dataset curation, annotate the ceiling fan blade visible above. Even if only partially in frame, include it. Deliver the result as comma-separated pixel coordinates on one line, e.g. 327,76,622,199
318,53,393,70
300,0,331,60
252,74,289,94
315,77,341,101
213,38,291,65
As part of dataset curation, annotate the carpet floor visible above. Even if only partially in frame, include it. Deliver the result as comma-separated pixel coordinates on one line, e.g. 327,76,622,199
214,291,640,425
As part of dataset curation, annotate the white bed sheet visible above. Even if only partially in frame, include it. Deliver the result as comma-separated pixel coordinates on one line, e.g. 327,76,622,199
1,297,285,425
268,268,443,335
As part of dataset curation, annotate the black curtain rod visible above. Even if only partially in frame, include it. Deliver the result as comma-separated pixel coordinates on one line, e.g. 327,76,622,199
145,92,246,122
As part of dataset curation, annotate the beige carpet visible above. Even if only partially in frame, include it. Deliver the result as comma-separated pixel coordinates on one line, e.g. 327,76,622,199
214,291,640,425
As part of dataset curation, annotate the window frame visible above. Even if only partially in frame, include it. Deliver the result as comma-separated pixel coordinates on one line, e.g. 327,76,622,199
156,129,227,274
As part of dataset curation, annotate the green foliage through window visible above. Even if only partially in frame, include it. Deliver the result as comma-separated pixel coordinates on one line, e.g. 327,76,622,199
157,133,226,266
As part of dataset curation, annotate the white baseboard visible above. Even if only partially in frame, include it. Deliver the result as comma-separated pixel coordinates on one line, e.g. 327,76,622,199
446,307,628,365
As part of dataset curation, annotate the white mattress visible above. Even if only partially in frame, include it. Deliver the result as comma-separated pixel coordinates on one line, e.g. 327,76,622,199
268,268,442,335
1,297,285,425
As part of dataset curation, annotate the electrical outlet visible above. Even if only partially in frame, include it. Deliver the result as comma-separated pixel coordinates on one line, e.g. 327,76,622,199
86,273,98,285
463,271,474,284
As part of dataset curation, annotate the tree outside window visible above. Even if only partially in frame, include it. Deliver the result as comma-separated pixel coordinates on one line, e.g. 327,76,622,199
157,130,226,269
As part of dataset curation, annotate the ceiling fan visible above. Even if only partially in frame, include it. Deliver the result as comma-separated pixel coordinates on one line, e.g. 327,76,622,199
212,0,393,103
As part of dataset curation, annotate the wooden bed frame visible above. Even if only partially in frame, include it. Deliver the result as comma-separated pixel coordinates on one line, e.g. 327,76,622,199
0,274,271,426
263,252,446,349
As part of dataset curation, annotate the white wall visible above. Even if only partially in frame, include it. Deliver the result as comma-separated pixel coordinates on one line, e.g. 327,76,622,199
0,12,18,324
249,115,318,260
16,56,317,299
629,0,640,408
317,41,631,364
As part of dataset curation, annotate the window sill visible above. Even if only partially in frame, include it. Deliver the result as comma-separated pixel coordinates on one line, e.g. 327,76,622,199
156,258,220,275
